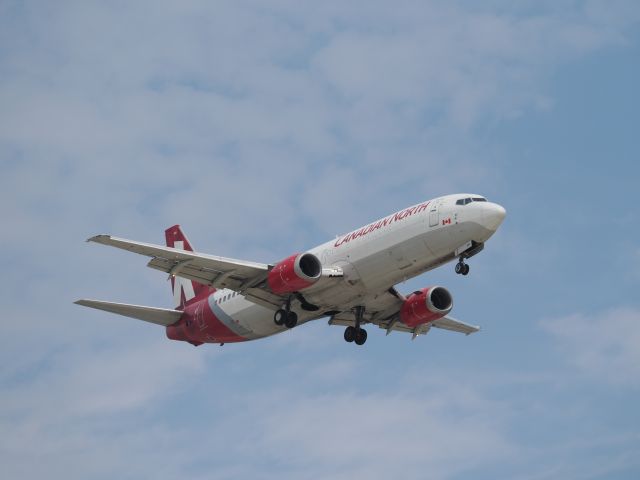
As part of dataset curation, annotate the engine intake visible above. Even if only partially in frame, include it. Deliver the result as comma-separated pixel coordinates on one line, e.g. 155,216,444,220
267,253,322,294
400,286,453,328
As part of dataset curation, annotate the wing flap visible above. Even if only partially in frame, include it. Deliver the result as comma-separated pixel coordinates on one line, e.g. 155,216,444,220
74,299,183,326
146,257,249,290
328,316,355,327
243,287,286,310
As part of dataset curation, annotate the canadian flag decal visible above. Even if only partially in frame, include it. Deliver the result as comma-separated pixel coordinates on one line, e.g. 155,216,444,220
442,218,452,225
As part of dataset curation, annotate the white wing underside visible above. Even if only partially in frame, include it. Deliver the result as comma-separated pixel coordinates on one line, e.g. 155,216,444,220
88,234,271,291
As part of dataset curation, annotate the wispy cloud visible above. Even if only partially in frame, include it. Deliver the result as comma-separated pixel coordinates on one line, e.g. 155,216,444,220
541,307,640,386
2,1,635,253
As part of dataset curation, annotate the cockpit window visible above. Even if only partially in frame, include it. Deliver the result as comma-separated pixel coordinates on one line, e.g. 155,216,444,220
456,197,487,205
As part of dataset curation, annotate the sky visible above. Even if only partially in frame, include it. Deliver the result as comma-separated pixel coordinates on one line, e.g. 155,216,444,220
1,1,639,478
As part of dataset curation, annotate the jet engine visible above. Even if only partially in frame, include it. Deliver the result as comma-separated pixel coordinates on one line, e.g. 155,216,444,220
267,253,322,294
400,286,453,328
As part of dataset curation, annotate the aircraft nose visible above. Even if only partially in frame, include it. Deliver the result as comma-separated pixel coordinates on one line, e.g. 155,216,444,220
483,203,506,231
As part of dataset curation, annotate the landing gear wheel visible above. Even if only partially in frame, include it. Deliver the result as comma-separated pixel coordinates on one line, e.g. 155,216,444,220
455,260,470,275
274,309,286,326
284,311,298,329
344,326,356,343
354,328,368,346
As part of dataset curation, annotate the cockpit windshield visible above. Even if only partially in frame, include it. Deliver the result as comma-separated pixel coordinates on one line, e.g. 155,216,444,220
456,196,487,205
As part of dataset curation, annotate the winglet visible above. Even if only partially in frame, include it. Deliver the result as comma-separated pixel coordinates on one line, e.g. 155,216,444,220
87,234,111,244
466,326,481,336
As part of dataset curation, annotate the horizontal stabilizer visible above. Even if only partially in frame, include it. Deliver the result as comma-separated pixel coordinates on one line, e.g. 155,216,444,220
74,299,182,326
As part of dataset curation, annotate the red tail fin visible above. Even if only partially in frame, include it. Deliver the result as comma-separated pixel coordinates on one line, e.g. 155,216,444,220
165,225,213,309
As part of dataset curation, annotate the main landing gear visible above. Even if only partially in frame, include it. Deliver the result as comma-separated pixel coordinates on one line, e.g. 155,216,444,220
344,305,367,346
344,326,367,345
455,257,470,276
274,295,298,329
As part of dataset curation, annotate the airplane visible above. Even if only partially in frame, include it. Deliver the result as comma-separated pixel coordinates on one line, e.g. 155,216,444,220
75,193,506,346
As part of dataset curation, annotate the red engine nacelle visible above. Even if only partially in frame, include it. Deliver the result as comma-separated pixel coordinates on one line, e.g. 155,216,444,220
267,253,322,294
400,286,453,328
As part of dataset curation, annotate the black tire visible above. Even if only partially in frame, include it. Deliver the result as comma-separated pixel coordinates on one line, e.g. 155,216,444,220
455,262,463,274
284,311,298,329
355,328,367,345
274,309,286,326
462,264,470,276
344,326,356,343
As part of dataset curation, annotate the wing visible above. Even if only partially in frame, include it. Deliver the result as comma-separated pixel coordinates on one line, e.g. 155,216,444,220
88,234,271,291
74,299,182,326
328,288,480,340
87,235,343,311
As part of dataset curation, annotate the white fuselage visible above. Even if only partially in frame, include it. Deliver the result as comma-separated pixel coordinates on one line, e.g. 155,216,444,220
209,194,505,340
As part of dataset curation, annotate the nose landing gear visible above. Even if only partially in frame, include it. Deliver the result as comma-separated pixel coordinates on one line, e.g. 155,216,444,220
455,257,470,276
454,241,484,276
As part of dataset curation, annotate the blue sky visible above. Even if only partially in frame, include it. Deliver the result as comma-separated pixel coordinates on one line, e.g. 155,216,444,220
1,1,639,479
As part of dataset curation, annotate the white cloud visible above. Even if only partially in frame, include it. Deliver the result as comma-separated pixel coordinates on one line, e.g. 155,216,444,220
1,0,634,268
0,339,208,420
1,332,515,479
0,336,216,479
250,389,514,480
541,307,640,386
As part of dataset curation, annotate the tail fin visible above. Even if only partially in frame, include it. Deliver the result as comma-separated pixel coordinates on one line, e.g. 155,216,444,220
165,225,212,309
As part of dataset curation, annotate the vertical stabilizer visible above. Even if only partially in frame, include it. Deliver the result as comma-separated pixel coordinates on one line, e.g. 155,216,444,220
165,225,213,309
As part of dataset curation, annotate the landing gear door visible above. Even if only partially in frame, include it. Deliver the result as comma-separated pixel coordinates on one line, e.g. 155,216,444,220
428,200,440,227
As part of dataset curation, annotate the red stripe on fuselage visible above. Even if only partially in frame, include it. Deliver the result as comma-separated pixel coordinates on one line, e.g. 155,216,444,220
166,292,247,344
